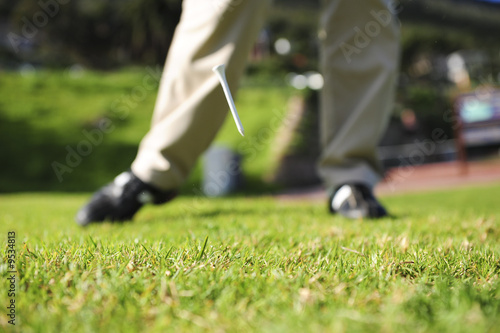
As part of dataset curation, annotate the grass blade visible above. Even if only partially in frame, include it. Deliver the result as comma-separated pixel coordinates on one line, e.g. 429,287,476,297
198,236,209,261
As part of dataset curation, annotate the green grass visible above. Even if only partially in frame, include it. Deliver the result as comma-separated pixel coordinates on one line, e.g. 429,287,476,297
1,185,500,332
2,68,499,332
0,68,294,192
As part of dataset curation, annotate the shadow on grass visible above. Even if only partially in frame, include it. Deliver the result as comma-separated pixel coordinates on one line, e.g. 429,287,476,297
0,113,138,192
0,112,280,195
139,206,266,223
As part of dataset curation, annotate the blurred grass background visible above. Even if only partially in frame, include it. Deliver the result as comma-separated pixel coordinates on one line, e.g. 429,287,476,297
0,69,295,192
2,0,500,193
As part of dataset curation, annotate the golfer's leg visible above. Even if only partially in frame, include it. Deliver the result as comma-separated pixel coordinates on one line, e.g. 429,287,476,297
318,0,400,190
132,0,270,190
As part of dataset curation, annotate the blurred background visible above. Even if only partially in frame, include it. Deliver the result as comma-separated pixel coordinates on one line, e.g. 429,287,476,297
1,0,500,194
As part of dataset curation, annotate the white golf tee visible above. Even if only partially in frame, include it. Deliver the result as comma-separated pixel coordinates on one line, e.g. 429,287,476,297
212,64,245,137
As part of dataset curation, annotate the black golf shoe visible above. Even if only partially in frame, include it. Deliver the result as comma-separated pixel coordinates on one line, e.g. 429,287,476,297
75,171,177,226
329,183,388,219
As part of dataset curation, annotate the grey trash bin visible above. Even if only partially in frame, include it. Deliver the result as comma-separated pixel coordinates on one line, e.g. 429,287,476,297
203,145,243,197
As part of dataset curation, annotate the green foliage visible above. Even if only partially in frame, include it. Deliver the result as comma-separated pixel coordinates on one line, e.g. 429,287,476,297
1,185,500,331
3,0,500,69
0,68,293,193
3,0,182,67
118,0,182,65
402,84,454,138
266,6,320,72
399,23,477,71
400,0,500,51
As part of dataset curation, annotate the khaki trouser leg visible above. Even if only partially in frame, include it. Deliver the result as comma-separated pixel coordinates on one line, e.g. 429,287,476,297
132,0,270,190
318,0,400,190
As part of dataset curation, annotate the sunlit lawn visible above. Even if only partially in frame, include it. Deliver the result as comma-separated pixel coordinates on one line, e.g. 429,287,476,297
1,184,500,332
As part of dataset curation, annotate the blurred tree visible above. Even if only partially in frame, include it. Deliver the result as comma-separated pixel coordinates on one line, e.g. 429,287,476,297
119,0,181,65
3,0,181,68
2,0,500,70
0,0,15,17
